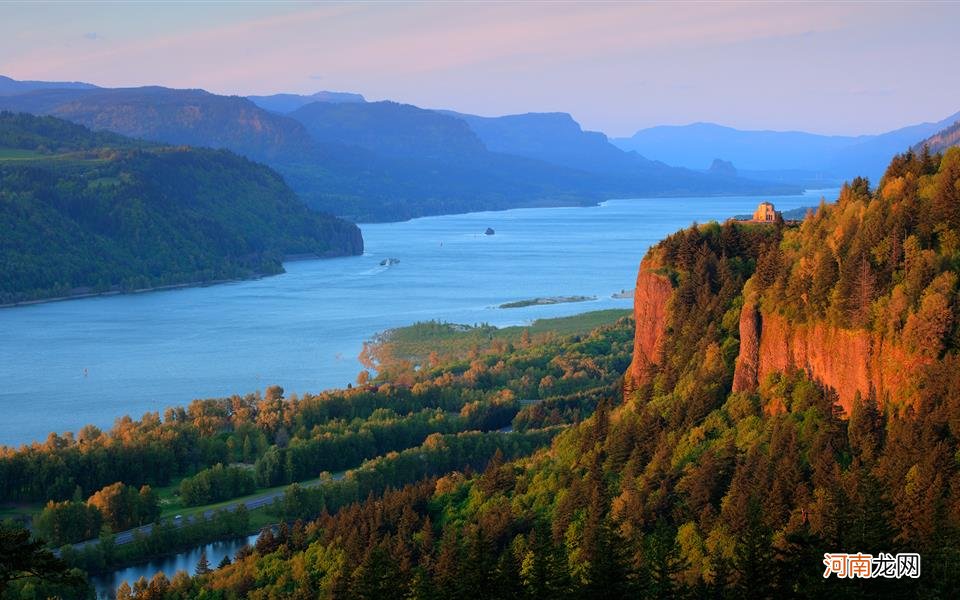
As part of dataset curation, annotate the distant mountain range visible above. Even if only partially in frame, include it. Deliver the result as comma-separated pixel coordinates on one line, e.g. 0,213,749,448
0,76,794,222
295,101,486,161
0,86,319,161
247,90,366,113
0,112,361,304
613,112,960,183
0,75,99,96
443,110,653,175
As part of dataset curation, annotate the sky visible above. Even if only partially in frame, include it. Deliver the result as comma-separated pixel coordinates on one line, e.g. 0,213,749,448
1,1,959,137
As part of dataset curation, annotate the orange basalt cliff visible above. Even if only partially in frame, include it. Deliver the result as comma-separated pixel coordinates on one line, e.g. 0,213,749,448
731,289,928,414
627,251,929,415
625,249,674,394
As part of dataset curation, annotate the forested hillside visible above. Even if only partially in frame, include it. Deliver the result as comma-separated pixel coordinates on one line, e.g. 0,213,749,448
0,112,362,304
103,149,960,599
916,121,960,154
5,135,958,599
725,149,959,414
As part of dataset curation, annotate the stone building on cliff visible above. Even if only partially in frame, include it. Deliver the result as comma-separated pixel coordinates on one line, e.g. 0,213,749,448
752,201,779,222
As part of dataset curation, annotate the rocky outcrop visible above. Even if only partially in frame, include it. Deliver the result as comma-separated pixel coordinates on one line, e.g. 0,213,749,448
732,289,929,414
732,283,761,394
626,250,674,393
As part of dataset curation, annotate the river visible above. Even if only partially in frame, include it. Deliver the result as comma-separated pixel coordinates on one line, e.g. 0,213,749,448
0,190,836,447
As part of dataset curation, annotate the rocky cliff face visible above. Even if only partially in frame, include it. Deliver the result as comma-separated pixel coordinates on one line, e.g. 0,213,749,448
626,249,674,394
627,252,929,415
731,283,762,394
732,288,928,414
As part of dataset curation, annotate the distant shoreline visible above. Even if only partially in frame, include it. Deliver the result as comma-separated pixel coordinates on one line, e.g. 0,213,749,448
0,275,269,310
356,187,809,225
0,252,363,310
499,295,597,309
2,190,827,310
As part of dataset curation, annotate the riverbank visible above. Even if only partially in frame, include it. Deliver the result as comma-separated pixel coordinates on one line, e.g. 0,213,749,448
0,252,360,310
0,275,270,309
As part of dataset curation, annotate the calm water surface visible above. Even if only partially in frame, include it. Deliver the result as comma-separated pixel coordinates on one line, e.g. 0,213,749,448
90,533,259,598
0,191,836,447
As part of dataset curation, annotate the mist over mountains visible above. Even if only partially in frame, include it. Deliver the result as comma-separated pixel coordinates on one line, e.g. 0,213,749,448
247,90,367,113
0,75,99,96
1,75,956,224
614,111,960,184
0,76,795,222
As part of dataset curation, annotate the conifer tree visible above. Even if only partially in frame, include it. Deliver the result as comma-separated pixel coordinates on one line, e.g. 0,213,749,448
195,551,211,575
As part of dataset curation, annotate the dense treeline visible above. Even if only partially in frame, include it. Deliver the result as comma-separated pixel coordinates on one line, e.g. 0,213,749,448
86,483,160,532
252,402,517,488
35,482,160,545
46,428,557,582
0,390,503,505
33,498,102,548
269,428,559,523
757,147,959,339
152,151,960,598
0,111,361,304
0,387,443,503
179,465,256,507
0,112,135,152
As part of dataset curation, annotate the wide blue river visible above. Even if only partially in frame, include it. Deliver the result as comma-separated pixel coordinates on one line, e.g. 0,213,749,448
0,190,835,447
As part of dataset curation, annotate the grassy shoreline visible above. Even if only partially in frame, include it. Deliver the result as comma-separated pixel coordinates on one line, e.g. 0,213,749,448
368,308,632,366
498,294,597,308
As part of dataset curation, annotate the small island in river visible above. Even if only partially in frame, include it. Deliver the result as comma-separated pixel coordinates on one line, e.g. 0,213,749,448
499,295,596,309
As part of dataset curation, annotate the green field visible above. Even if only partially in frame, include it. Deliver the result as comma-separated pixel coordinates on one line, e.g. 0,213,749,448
0,148,44,161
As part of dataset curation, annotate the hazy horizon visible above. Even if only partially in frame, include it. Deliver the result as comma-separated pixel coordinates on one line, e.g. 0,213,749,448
3,1,959,138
